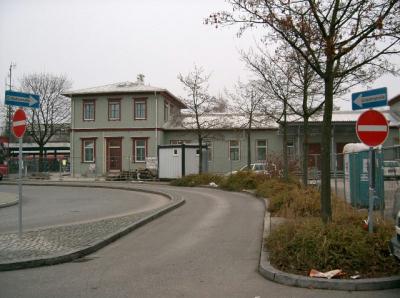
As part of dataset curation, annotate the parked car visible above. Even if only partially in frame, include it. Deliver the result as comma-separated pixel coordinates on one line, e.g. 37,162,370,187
226,162,269,176
383,160,400,180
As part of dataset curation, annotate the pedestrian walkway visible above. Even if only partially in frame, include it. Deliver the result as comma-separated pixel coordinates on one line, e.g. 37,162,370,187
0,182,184,271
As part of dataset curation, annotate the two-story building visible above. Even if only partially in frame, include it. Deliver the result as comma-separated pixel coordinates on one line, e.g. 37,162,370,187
65,77,186,176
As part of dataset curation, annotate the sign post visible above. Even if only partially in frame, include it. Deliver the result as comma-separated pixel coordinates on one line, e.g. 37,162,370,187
356,109,388,233
12,109,27,237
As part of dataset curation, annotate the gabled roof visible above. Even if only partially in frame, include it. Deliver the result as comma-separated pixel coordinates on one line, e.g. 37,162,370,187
164,113,279,130
63,81,186,108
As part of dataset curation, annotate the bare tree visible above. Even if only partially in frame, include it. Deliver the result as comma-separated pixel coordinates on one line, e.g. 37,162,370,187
208,0,400,223
227,80,266,169
274,44,325,185
241,48,297,181
178,65,218,173
20,73,71,168
211,93,229,113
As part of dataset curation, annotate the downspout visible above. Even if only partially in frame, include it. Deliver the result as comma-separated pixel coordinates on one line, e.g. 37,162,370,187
155,91,158,155
70,96,74,177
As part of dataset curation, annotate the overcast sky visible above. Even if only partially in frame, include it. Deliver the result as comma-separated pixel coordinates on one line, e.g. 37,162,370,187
1,0,399,111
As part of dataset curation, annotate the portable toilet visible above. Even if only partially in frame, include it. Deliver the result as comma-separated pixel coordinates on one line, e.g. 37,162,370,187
343,143,384,209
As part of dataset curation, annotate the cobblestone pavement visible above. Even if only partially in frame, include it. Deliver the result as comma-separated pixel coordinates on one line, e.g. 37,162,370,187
0,210,154,263
0,182,179,267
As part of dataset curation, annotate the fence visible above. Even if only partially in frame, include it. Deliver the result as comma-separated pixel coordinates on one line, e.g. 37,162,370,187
296,147,400,220
3,155,157,180
3,148,400,218
5,156,70,179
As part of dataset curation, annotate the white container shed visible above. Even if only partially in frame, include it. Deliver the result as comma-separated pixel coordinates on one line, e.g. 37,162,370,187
157,144,208,179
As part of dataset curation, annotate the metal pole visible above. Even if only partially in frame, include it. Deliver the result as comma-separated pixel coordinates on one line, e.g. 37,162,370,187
18,137,23,237
368,147,375,233
343,154,346,200
7,63,16,160
59,159,62,181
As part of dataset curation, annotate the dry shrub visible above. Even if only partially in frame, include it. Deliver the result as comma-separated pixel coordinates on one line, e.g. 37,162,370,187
219,171,269,191
261,179,399,278
265,217,399,278
256,178,320,217
170,173,223,187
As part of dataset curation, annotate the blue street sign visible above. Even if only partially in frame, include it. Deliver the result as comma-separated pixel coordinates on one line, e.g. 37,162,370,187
5,90,40,109
352,87,387,110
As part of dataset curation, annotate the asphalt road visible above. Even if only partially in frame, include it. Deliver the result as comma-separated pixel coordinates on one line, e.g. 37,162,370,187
0,185,169,233
0,184,399,297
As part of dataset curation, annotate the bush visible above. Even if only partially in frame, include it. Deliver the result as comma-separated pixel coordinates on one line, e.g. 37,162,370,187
170,173,223,187
265,217,400,278
219,171,269,191
256,178,320,217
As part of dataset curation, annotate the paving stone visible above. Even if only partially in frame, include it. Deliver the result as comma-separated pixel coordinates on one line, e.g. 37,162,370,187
0,203,174,264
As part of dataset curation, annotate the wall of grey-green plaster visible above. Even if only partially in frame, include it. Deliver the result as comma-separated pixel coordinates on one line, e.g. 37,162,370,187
163,129,283,173
71,93,174,130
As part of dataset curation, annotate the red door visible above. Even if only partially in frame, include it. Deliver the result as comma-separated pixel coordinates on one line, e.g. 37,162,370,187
336,143,346,171
106,138,122,172
308,143,321,169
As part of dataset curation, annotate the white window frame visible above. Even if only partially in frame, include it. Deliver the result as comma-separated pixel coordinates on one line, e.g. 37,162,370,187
164,102,169,121
134,139,147,162
134,100,146,120
83,139,95,163
205,140,213,161
229,140,240,161
83,101,95,121
256,139,267,161
108,100,121,120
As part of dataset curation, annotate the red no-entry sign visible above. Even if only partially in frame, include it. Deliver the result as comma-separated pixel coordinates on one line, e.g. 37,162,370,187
356,109,388,147
12,109,27,138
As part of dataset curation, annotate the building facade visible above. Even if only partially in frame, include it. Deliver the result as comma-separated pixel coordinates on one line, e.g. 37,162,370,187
65,78,400,177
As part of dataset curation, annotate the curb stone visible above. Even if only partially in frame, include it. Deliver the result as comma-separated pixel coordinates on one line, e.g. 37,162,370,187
258,198,400,290
0,192,18,208
0,182,185,271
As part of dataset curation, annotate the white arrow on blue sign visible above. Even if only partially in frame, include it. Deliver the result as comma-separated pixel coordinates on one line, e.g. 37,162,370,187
352,87,387,110
5,90,40,109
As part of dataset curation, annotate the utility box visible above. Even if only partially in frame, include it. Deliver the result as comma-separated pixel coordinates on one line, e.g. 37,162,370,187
157,144,208,179
343,143,384,208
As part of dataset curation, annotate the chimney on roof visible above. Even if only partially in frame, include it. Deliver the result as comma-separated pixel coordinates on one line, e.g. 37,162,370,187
137,74,145,85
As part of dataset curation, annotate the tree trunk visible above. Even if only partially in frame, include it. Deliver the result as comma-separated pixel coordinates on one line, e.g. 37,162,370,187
198,134,203,174
320,70,334,224
39,145,44,173
302,117,309,186
283,100,289,181
302,66,310,186
247,128,251,169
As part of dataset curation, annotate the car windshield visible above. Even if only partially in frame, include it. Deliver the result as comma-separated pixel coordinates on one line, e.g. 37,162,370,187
383,161,400,167
238,164,265,171
254,164,265,171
